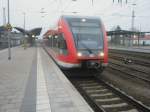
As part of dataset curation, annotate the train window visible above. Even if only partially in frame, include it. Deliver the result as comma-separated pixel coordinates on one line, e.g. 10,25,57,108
59,40,67,49
53,35,58,48
71,22,99,27
46,33,68,55
52,35,55,47
48,35,52,47
67,19,104,50
71,25,103,50
71,27,100,34
58,33,68,55
50,36,52,47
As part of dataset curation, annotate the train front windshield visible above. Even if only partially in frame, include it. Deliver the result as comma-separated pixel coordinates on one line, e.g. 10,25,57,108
68,18,104,50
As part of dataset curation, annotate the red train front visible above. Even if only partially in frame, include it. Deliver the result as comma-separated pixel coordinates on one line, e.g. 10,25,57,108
43,15,108,72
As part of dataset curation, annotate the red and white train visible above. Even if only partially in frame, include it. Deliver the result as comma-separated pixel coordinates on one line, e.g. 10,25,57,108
43,15,108,71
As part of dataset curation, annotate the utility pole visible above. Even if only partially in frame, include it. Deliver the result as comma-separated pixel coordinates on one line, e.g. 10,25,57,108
131,3,136,47
7,0,11,60
131,10,135,31
3,7,6,25
91,0,93,6
8,0,10,24
131,4,136,31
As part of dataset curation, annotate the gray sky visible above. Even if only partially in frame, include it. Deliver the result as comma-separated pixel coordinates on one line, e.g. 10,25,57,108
0,0,150,33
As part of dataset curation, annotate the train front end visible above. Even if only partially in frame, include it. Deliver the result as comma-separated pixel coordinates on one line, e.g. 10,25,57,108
64,16,108,70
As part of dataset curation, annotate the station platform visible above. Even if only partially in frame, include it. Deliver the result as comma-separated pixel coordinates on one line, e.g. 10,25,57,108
0,46,93,112
109,46,150,53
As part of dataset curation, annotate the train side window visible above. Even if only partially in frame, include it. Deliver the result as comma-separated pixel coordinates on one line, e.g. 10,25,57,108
59,39,67,49
52,35,58,48
58,34,66,49
58,33,68,55
51,35,54,47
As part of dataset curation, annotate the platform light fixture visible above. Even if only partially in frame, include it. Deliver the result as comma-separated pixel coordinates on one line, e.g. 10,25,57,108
49,35,52,38
81,18,86,22
32,35,35,38
55,35,58,39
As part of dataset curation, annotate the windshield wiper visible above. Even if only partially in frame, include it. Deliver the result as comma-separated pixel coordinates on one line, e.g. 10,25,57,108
76,33,93,54
80,41,93,54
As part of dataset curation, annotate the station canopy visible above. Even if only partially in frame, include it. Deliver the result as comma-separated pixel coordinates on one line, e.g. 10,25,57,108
14,27,42,37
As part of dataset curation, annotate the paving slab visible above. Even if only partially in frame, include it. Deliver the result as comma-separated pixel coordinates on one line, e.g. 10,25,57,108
0,46,37,112
0,46,94,112
39,48,94,112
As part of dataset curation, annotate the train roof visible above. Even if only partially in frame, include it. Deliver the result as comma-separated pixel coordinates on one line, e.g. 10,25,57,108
61,15,101,21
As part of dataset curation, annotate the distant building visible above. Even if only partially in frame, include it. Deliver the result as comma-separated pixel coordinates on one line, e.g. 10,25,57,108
0,30,23,49
133,35,150,46
108,30,150,46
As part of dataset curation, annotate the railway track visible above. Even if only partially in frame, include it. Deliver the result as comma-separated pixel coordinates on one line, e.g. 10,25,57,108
109,54,150,67
109,59,150,75
109,49,150,67
108,60,150,83
108,49,150,83
70,77,150,112
109,49,150,59
44,46,150,112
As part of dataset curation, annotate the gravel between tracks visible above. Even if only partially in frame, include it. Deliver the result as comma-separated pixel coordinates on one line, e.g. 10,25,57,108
99,68,150,107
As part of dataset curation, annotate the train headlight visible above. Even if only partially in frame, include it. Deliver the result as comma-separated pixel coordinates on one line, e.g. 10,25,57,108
77,52,82,57
99,52,104,57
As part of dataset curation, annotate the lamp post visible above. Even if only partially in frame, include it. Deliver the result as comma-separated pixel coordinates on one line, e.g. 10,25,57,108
91,0,93,6
8,0,10,24
7,0,11,60
23,12,26,30
131,3,136,47
3,7,6,25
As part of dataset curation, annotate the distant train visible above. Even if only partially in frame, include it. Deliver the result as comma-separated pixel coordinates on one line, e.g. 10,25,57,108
43,15,108,72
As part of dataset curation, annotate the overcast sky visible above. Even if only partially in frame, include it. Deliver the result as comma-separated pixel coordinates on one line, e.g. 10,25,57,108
0,0,150,33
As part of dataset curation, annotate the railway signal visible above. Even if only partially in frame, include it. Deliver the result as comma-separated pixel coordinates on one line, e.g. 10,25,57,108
5,23,12,31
